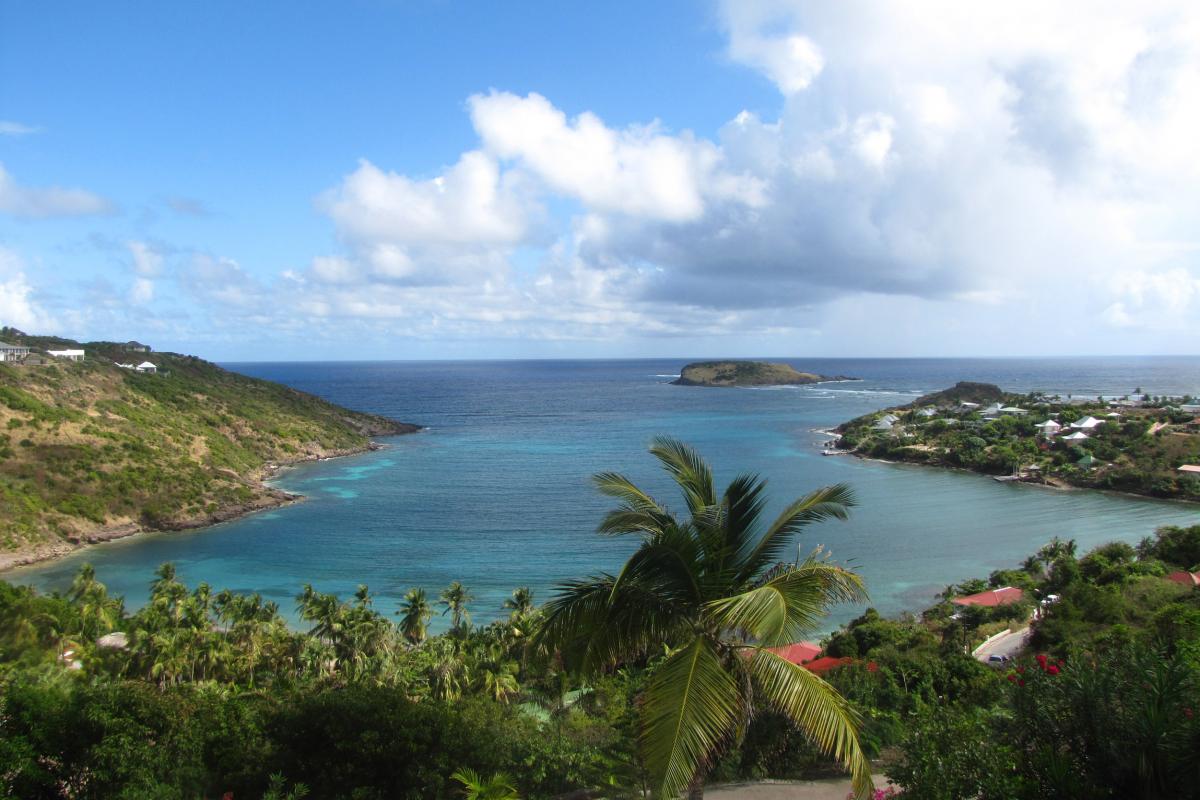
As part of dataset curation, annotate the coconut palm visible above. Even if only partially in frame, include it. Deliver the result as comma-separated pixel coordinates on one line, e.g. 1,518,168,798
399,588,433,645
503,587,535,618
440,581,474,634
537,437,872,799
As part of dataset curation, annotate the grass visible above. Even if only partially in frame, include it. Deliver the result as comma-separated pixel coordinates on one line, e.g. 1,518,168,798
0,348,414,554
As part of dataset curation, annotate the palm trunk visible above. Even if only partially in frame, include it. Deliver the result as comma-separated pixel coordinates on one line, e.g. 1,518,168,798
687,771,705,799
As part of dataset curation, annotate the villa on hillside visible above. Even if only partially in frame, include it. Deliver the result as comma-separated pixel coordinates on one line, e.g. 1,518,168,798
47,349,85,361
124,341,151,352
952,586,1024,608
1166,571,1200,588
0,341,32,362
135,361,157,374
768,641,823,665
1062,431,1090,445
1070,416,1104,430
1037,420,1062,437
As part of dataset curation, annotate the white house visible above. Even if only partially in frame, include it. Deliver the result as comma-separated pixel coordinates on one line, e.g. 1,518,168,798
873,414,900,431
916,407,938,417
959,401,980,410
999,406,1028,416
1037,420,1062,437
115,362,135,370
135,361,157,374
1062,431,1090,444
1070,416,1103,430
47,349,85,362
0,341,31,362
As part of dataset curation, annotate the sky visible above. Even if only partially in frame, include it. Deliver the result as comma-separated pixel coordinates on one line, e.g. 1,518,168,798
1,0,1199,361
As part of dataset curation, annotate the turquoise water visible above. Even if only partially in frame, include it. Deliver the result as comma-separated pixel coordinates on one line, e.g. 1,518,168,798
9,357,1200,633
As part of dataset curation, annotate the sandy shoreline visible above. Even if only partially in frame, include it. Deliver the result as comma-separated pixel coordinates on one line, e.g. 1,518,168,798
0,440,394,574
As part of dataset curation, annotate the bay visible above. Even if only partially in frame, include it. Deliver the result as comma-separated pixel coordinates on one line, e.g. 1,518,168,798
10,357,1200,633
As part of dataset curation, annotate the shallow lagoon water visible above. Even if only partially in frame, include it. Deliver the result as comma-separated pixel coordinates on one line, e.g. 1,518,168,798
11,357,1200,633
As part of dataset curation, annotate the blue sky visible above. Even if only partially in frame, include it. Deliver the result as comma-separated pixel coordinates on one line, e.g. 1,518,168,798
2,1,1199,360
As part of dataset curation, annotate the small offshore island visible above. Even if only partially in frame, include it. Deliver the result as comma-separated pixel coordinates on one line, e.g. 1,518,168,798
673,359,856,387
0,329,419,570
835,381,1200,501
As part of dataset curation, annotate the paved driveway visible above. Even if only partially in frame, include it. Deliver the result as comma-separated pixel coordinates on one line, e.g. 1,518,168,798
974,626,1031,664
708,775,895,799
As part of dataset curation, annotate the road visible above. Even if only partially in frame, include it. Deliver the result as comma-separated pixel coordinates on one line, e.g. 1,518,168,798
974,626,1031,664
709,775,895,799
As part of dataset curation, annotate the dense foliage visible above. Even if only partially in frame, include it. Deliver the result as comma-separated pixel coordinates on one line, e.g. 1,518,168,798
837,386,1200,499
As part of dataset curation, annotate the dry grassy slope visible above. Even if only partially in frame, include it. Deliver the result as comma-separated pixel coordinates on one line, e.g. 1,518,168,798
0,350,417,556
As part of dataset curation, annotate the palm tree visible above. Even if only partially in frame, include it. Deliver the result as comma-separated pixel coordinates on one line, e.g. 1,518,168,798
451,768,520,800
537,437,871,799
440,581,474,634
399,588,432,645
503,587,535,618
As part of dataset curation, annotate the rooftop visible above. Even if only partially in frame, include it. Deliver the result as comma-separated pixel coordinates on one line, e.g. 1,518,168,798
952,586,1024,607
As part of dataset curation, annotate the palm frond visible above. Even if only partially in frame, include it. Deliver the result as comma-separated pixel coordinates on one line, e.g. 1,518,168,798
649,436,717,516
597,509,675,536
706,559,866,646
641,637,740,798
593,471,676,536
535,573,690,674
593,471,666,511
745,648,873,799
735,484,857,582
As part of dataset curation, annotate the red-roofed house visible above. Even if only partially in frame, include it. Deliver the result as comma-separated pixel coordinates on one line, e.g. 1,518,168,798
952,586,1024,608
1166,571,1200,588
803,656,879,676
767,641,822,665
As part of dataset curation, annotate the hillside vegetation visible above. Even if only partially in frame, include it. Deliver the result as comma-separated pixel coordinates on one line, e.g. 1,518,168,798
0,335,417,563
836,383,1200,500
673,360,854,387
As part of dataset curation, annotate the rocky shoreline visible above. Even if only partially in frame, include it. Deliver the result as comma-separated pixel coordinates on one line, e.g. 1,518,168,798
0,438,407,573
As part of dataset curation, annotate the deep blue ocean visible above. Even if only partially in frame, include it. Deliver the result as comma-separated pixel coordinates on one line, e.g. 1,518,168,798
10,357,1200,633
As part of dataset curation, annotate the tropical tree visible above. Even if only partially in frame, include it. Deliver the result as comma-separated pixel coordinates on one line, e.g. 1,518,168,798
399,588,433,645
537,437,872,798
451,767,520,800
503,587,535,619
440,581,474,635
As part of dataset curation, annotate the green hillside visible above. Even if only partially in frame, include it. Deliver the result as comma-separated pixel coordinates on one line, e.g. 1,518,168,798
836,385,1200,500
0,333,417,563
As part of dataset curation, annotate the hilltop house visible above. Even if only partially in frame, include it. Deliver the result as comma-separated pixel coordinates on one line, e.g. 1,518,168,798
47,349,85,362
873,413,900,431
952,586,1024,608
124,341,151,352
1166,571,1200,588
1037,420,1062,437
0,341,31,362
1070,416,1104,430
135,361,157,374
767,641,823,666
916,407,938,417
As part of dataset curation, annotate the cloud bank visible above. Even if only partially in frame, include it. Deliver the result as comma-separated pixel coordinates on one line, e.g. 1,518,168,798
249,0,1198,352
9,2,1200,354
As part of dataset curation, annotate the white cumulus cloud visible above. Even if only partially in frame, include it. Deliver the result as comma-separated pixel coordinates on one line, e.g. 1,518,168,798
0,248,56,331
